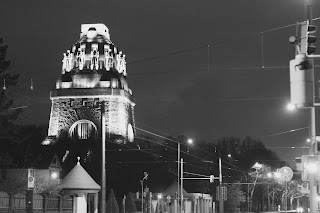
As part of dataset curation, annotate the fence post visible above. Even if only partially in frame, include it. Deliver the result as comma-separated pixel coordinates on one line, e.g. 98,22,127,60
58,195,62,213
43,194,47,213
26,189,34,213
9,193,13,213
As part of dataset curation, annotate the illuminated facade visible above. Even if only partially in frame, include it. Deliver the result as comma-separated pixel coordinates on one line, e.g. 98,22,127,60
46,23,135,144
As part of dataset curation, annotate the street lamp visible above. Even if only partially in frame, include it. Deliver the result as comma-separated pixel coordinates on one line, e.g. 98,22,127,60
157,193,162,213
187,138,193,153
252,162,263,170
51,171,58,179
287,103,296,111
177,137,194,213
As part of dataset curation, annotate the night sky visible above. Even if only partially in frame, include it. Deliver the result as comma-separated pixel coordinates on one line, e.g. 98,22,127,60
1,0,320,166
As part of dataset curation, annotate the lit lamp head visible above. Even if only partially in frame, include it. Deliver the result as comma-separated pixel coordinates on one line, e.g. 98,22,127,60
252,162,263,170
51,171,58,179
157,193,163,199
187,138,193,145
287,103,296,111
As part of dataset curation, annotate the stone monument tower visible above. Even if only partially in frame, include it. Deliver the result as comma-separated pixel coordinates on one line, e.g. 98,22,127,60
45,24,135,144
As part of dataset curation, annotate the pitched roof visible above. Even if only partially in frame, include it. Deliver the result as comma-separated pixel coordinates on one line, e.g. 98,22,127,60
59,160,100,190
163,181,191,197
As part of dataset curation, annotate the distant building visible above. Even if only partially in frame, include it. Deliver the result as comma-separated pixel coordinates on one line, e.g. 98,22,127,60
44,23,135,145
0,153,62,188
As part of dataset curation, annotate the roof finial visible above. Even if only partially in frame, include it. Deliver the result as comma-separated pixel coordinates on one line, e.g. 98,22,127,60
77,156,80,165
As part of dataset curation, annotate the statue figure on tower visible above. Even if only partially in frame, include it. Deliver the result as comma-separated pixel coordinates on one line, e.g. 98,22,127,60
62,53,67,74
77,48,85,70
90,48,99,70
116,51,126,75
104,44,111,71
66,50,74,72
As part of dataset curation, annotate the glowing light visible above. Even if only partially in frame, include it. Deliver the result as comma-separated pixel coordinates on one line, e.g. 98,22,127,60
306,138,311,143
157,193,163,199
287,103,296,111
227,154,232,158
274,172,281,179
51,172,58,179
267,173,272,178
252,162,263,170
42,139,51,145
187,138,193,144
297,207,304,213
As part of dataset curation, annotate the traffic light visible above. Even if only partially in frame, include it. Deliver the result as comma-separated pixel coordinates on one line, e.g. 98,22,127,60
300,20,317,54
210,175,214,183
289,54,313,108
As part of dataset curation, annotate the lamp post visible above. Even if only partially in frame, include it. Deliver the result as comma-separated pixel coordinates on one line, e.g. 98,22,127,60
101,101,106,213
177,138,193,213
177,142,180,213
187,139,193,153
141,172,149,213
157,193,163,213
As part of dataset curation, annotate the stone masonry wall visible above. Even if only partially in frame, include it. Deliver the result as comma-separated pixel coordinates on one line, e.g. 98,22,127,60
48,96,135,142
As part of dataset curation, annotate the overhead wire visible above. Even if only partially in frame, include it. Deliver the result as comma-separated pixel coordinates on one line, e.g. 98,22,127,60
127,41,225,65
135,126,247,173
94,135,240,174
136,122,249,172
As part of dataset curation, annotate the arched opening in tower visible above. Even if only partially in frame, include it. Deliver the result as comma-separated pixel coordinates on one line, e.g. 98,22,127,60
69,120,97,140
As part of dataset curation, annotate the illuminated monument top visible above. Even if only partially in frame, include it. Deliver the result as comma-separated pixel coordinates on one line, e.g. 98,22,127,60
57,23,129,90
45,23,135,144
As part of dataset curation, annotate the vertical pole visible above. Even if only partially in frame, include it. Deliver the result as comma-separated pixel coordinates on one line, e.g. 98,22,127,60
142,181,144,213
219,157,223,213
207,44,210,72
178,142,180,213
26,189,34,213
150,192,152,213
285,181,287,213
247,183,250,212
181,158,184,213
101,101,106,213
123,195,126,213
305,1,317,213
94,193,99,213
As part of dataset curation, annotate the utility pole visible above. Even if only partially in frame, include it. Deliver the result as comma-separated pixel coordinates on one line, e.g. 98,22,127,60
181,158,184,213
219,156,224,213
306,1,318,212
101,101,106,213
290,0,318,212
177,142,180,213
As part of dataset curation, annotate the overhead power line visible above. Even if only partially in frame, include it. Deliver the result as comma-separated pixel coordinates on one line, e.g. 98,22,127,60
127,41,225,65
135,125,247,173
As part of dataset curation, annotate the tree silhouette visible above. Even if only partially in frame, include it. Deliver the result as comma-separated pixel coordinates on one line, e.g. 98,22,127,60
0,37,20,137
106,188,120,213
125,192,137,213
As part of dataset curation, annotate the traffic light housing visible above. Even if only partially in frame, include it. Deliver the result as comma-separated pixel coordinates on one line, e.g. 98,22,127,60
210,175,214,183
289,54,313,108
300,20,317,54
